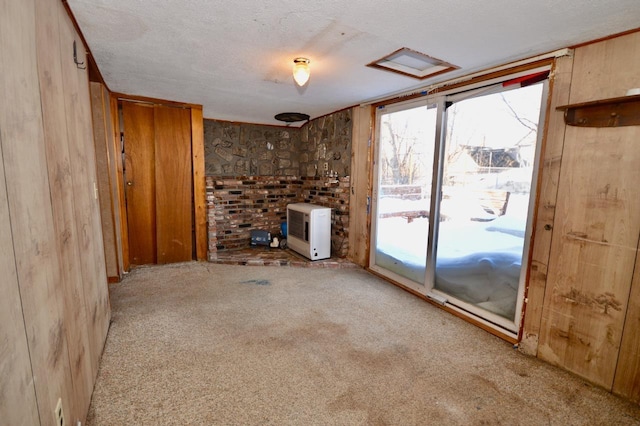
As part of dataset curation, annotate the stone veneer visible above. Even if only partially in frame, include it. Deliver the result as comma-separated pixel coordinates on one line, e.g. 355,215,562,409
204,121,301,176
207,175,350,260
204,110,352,178
299,109,352,177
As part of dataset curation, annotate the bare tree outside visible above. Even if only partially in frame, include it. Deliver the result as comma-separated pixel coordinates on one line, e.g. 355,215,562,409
380,119,420,185
378,87,542,190
379,111,433,186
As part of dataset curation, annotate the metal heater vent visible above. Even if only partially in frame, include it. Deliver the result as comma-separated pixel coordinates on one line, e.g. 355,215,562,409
288,209,306,241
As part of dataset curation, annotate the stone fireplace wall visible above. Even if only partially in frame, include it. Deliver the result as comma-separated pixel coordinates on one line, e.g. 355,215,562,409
205,109,353,260
204,120,301,176
299,109,352,178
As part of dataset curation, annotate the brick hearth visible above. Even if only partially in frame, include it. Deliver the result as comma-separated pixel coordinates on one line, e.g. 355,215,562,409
206,175,350,261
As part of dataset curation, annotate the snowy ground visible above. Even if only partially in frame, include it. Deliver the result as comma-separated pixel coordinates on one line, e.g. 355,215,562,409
374,194,530,320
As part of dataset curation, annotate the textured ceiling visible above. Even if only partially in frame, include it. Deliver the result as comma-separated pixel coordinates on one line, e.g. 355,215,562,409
67,0,640,126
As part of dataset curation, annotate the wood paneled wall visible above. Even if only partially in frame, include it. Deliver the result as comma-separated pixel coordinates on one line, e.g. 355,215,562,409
192,107,207,261
348,106,373,266
522,31,640,403
0,0,111,424
615,248,640,402
0,137,40,426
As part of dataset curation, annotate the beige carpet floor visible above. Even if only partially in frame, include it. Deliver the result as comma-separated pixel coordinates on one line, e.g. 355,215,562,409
87,262,640,425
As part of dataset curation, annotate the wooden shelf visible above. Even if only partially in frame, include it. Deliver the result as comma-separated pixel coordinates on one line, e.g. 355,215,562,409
556,94,640,127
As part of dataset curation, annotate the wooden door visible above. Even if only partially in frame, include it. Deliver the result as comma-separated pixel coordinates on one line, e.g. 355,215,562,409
123,101,156,265
123,101,193,266
155,105,193,263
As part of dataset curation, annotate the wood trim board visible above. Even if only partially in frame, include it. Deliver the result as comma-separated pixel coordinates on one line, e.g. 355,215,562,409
113,92,201,110
91,82,120,279
191,107,207,261
348,106,372,267
111,96,130,272
519,55,574,354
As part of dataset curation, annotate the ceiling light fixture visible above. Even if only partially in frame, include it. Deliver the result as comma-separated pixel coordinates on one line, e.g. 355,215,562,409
293,57,311,86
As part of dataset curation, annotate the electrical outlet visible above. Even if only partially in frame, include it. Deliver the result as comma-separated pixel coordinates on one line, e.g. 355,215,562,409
55,398,65,426
323,162,329,171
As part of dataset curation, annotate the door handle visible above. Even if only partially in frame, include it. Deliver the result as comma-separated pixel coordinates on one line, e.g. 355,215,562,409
126,181,133,186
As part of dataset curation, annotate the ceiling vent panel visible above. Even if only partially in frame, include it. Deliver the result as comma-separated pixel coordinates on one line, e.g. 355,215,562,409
368,47,458,80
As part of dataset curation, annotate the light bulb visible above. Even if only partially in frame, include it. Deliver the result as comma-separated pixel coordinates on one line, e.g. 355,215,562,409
293,58,310,86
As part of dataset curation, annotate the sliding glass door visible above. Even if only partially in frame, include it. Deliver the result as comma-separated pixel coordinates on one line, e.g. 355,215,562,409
370,72,548,334
371,100,438,289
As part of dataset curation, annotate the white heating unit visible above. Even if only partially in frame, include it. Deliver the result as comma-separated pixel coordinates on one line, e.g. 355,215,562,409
286,203,331,260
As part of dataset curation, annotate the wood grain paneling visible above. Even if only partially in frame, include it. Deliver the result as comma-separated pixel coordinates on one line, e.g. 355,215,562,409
566,32,640,103
91,82,119,278
519,55,574,354
0,136,40,426
36,0,94,418
1,0,74,421
613,247,640,403
538,124,640,388
191,107,207,261
3,1,111,423
604,26,640,404
537,33,640,388
155,105,193,263
59,4,111,386
348,106,372,267
123,101,157,265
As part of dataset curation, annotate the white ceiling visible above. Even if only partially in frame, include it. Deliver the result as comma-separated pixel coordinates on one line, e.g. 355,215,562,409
67,0,640,127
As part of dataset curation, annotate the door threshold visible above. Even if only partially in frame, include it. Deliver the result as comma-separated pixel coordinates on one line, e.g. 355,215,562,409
366,267,518,344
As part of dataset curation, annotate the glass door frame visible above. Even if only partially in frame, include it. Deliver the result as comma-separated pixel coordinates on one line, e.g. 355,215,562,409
369,96,445,295
369,67,551,337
